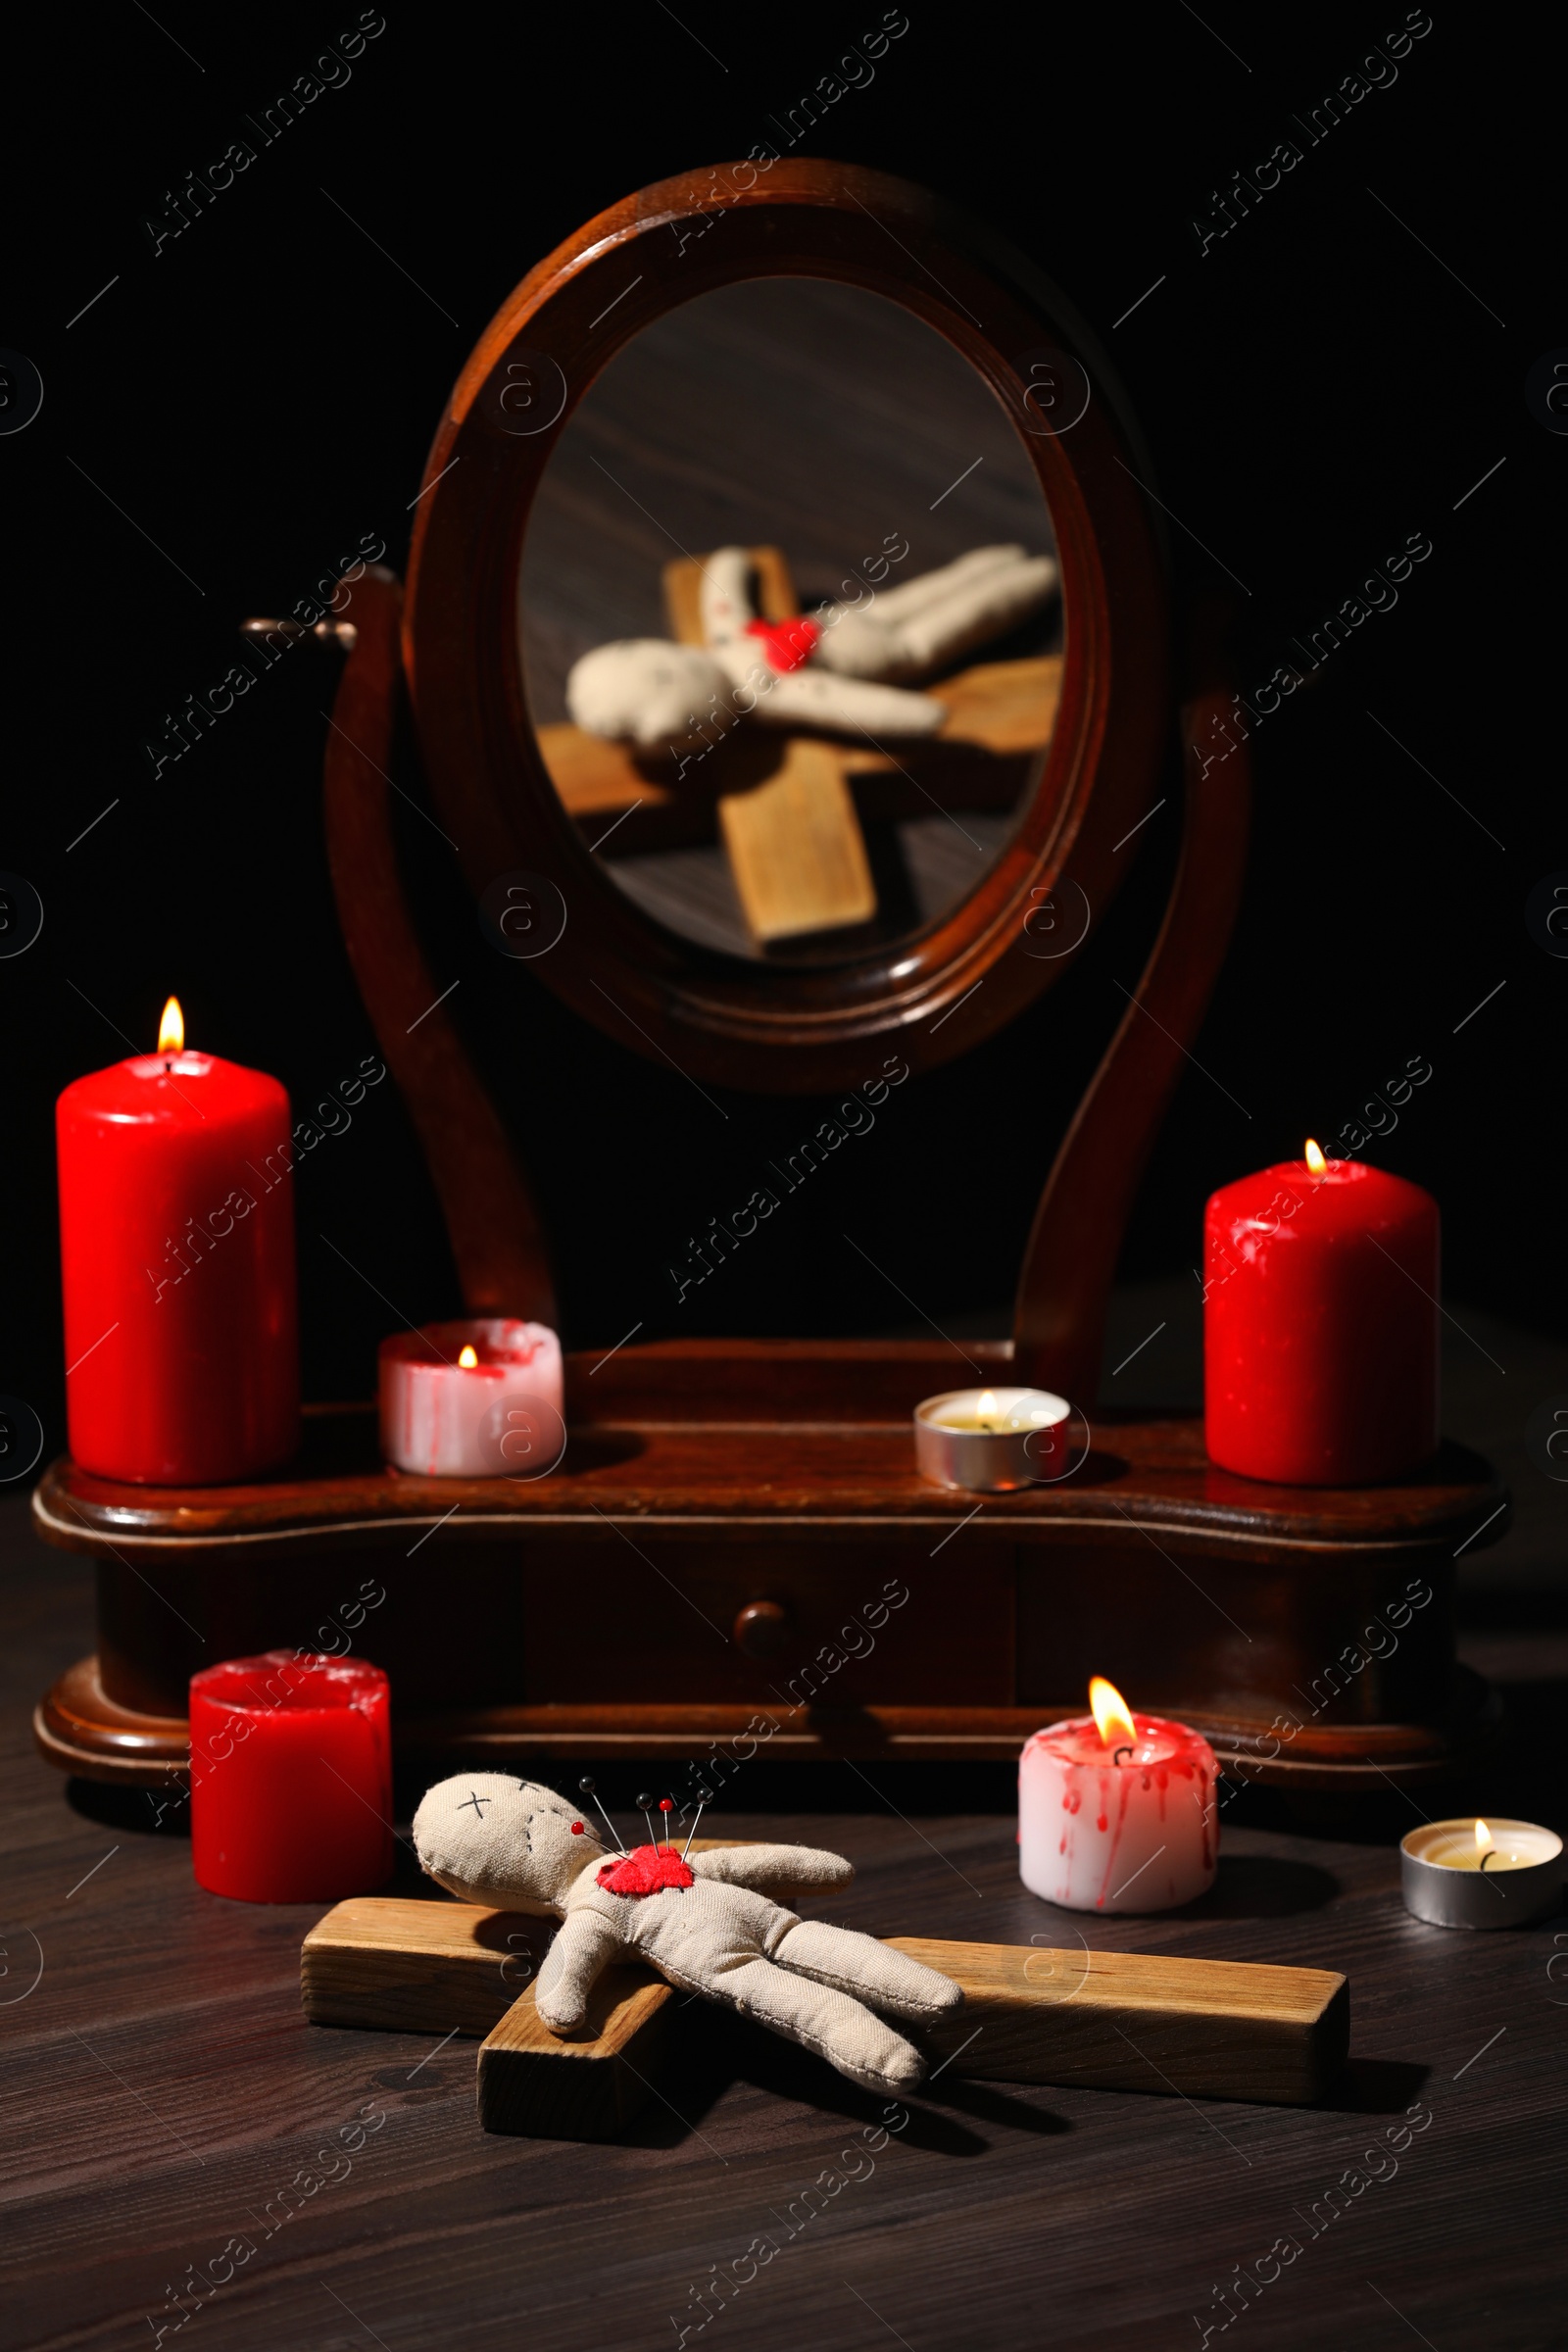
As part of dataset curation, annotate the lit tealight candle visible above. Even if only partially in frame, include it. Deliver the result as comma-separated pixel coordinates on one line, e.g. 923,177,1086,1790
379,1318,564,1478
1400,1816,1563,1929
1019,1677,1219,1912
914,1386,1070,1492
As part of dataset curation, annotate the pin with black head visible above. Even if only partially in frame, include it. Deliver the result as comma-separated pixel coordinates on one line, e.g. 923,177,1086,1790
681,1786,713,1862
636,1790,658,1849
577,1774,627,1854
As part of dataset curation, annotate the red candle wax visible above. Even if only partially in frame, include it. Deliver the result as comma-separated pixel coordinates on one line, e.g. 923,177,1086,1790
190,1652,392,1902
57,1006,298,1482
1204,1152,1439,1486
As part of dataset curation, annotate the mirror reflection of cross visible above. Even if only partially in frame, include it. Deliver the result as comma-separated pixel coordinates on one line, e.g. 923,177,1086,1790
458,1790,491,1818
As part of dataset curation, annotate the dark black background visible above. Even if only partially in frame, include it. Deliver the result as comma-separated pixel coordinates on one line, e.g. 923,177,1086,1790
4,2,1556,1430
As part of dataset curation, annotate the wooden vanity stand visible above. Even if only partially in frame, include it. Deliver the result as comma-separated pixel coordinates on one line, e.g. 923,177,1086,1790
31,163,1504,1793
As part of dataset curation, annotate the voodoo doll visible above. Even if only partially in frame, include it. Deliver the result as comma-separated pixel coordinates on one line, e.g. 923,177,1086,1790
412,1773,962,2095
565,541,1057,754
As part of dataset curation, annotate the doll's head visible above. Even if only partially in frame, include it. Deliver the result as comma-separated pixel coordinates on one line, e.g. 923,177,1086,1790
412,1773,602,1914
565,638,729,752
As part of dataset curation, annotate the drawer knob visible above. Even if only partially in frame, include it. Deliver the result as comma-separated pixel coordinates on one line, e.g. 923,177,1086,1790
733,1599,791,1659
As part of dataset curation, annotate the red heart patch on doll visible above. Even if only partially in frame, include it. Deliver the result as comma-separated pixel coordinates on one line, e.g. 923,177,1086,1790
597,1842,695,1896
744,615,820,673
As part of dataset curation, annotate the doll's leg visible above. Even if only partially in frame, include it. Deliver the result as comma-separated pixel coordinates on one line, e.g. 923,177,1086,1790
698,547,757,649
771,1919,962,2023
754,668,946,736
861,545,1027,624
891,553,1058,675
715,1956,929,2094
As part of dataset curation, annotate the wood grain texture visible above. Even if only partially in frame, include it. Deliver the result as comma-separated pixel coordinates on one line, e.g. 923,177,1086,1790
302,1898,1347,2121
320,567,556,1326
305,1898,679,2142
891,1936,1348,2104
32,1346,1505,1789
1013,597,1251,1398
33,1366,1503,1550
301,1894,543,2037
300,1856,741,2037
718,741,878,942
4,1480,1564,2352
476,1968,675,2140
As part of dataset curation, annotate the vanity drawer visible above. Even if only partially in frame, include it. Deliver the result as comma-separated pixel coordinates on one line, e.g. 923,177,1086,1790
519,1536,1012,1706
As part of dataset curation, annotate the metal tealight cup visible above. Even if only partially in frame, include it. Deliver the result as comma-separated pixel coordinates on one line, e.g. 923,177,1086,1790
1399,1818,1563,1930
913,1387,1071,1494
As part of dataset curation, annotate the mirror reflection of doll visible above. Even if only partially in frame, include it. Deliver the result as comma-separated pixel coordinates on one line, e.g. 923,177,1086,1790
566,543,1056,755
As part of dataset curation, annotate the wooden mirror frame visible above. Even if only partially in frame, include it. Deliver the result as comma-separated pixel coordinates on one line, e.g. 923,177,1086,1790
404,160,1170,1094
30,167,1509,1805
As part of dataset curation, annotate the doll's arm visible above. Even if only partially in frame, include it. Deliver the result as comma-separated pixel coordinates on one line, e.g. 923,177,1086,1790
534,1908,624,2033
698,547,758,650
690,1843,855,1899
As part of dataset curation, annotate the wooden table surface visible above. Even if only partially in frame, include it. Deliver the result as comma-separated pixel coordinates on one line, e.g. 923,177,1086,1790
4,1314,1565,2352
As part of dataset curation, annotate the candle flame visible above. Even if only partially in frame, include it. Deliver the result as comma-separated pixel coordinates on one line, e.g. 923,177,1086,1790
1089,1675,1137,1747
978,1390,998,1421
458,1345,478,1368
158,997,184,1054
1304,1138,1327,1176
1475,1817,1492,1852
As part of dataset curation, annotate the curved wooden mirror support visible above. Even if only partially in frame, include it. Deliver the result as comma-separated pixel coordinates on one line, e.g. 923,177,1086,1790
332,162,1247,1398
51,167,1503,1808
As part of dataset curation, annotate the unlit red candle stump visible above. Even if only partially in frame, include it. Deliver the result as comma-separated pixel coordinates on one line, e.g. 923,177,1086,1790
56,997,298,1484
1204,1140,1439,1486
190,1651,392,1903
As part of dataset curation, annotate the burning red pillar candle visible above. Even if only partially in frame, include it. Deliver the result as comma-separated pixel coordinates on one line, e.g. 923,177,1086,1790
56,997,298,1483
1204,1142,1439,1486
190,1652,392,1902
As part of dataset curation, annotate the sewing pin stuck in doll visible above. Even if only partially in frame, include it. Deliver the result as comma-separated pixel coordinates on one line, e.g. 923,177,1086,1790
413,1773,963,2094
681,1787,712,1860
577,1775,628,1854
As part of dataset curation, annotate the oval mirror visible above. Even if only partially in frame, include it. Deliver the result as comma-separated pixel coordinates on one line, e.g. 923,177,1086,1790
518,277,1063,964
405,162,1168,1092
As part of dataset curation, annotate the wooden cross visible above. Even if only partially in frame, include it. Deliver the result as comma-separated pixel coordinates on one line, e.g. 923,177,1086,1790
664,548,875,946
534,547,1063,949
301,1870,1348,2143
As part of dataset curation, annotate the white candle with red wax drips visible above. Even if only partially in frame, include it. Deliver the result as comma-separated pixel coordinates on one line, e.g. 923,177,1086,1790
378,1317,564,1478
1019,1678,1219,1912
